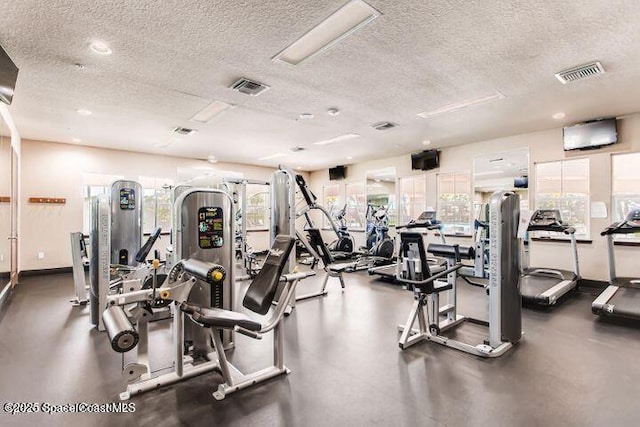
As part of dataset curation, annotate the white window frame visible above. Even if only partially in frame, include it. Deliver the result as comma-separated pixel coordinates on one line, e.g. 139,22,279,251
345,182,366,231
139,176,174,235
437,172,472,235
245,183,270,231
398,175,427,226
611,152,640,241
534,158,590,238
322,184,342,229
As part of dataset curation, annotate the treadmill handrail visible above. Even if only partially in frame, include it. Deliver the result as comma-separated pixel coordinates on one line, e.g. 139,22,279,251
601,221,640,236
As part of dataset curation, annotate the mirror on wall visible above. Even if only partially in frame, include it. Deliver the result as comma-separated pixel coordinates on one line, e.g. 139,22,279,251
473,148,529,219
365,167,397,227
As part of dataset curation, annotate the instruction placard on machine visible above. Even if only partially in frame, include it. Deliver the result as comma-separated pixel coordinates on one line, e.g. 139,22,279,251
119,188,136,210
198,207,224,249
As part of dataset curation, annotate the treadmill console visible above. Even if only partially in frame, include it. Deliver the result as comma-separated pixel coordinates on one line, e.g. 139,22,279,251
530,210,562,226
416,211,437,223
626,209,640,223
398,211,441,230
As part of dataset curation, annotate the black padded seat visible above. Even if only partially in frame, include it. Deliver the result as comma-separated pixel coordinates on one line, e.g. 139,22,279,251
427,243,475,260
191,307,261,331
328,263,352,273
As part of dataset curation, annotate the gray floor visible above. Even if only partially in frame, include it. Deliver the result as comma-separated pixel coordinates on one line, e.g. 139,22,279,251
1,271,640,427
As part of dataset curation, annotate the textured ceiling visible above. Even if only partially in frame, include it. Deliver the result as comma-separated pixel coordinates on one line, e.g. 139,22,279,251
1,0,640,171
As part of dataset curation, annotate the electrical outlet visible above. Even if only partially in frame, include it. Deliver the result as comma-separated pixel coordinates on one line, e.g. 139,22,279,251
37,252,45,260
0,254,4,262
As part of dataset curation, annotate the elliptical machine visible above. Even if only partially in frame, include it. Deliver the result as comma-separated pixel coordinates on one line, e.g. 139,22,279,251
327,204,355,254
363,204,394,260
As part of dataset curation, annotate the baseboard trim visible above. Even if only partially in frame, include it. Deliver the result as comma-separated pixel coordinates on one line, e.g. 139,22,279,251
20,267,73,277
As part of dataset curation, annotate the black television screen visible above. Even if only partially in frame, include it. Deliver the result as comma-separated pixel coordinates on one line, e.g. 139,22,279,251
411,150,439,171
329,165,346,180
563,118,617,151
514,176,528,189
0,44,18,105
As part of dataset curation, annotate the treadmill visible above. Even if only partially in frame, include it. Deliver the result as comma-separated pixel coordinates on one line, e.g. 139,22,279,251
368,211,446,283
521,210,581,305
592,209,640,320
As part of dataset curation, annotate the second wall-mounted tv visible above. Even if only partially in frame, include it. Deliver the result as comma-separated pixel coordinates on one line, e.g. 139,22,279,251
411,150,440,171
563,118,617,151
329,165,346,180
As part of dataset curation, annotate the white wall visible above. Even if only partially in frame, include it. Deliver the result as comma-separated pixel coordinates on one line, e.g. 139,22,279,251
310,113,640,282
20,139,298,270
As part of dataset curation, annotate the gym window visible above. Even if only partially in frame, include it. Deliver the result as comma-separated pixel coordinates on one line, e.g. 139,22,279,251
245,183,270,231
345,182,366,231
398,175,426,225
535,158,590,237
82,173,124,234
437,172,472,235
612,152,640,240
322,184,341,229
139,176,174,234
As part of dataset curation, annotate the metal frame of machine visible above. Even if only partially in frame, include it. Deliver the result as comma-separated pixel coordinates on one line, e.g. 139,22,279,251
521,209,581,305
70,231,89,306
592,209,640,320
397,191,522,357
99,187,236,399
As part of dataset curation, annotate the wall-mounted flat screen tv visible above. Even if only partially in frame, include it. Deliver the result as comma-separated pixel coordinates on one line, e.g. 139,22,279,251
411,150,440,171
563,118,617,151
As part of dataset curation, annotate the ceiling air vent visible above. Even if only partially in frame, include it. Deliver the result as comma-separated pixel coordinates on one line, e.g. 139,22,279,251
230,78,270,96
554,61,605,84
173,127,197,135
289,146,306,152
372,121,398,131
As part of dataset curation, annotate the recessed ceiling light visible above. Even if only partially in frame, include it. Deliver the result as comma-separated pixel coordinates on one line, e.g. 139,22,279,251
313,133,360,146
190,101,234,123
72,138,82,143
422,140,431,146
552,112,566,120
207,155,217,163
259,153,287,161
418,92,505,119
298,113,314,120
328,108,340,116
296,166,303,170
272,0,382,66
76,108,92,116
90,42,112,55
346,156,353,160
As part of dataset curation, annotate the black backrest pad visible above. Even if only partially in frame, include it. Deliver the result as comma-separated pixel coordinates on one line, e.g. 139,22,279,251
428,243,475,260
306,228,335,265
135,227,162,263
243,235,296,315
400,232,431,281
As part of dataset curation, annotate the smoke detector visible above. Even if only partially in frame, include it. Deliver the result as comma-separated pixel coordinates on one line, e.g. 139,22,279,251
173,127,197,136
555,61,605,84
372,121,398,131
230,78,270,96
